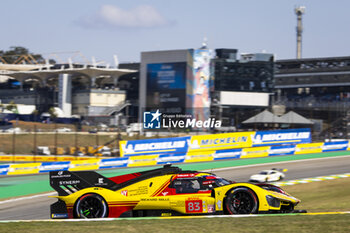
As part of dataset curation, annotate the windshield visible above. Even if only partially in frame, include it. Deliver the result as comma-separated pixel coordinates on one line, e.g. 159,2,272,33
215,178,231,186
201,177,231,190
259,171,268,175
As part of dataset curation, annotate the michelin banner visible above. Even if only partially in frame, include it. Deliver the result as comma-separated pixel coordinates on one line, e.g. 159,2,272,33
119,128,311,157
120,136,191,157
252,128,311,146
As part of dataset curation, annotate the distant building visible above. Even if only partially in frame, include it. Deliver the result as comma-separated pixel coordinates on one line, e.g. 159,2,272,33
139,48,212,122
275,56,350,138
0,63,137,125
138,48,274,129
211,49,274,127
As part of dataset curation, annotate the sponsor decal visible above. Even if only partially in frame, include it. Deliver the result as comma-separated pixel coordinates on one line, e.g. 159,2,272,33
161,213,172,217
203,180,215,185
185,200,203,213
208,205,215,213
95,178,108,186
121,190,128,196
59,180,80,185
176,173,196,178
52,213,68,218
51,172,71,179
217,200,222,210
140,198,170,201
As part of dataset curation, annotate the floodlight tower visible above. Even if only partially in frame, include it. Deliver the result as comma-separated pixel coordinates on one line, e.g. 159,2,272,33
295,6,305,59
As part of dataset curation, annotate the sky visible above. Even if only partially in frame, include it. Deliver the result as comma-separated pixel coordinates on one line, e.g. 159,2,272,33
1,0,350,65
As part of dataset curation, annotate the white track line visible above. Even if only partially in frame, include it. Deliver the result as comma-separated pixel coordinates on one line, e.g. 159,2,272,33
1,211,350,222
0,192,56,205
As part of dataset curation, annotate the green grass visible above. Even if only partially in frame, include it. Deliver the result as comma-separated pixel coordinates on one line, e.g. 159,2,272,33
1,178,350,232
1,214,350,233
283,177,350,212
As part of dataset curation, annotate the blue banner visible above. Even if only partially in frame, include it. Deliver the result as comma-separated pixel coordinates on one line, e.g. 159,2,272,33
252,128,311,146
157,153,186,164
269,145,296,156
322,141,349,152
39,162,70,173
0,164,9,175
120,136,191,157
99,158,129,169
213,149,242,160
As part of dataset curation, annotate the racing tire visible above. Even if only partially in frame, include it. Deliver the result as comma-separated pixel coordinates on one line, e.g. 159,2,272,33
74,193,108,218
225,188,258,214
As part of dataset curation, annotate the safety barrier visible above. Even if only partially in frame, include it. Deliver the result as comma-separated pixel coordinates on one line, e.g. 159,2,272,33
0,140,349,176
119,128,312,157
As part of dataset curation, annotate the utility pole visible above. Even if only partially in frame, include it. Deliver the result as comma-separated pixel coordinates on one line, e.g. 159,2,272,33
295,6,306,59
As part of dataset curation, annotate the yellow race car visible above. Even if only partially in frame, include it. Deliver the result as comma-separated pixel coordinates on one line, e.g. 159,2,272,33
49,165,304,218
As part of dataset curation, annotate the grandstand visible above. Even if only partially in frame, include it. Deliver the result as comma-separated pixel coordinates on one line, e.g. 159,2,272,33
275,56,350,138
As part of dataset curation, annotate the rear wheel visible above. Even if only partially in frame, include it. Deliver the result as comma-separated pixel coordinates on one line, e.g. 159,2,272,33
225,188,258,214
75,193,108,218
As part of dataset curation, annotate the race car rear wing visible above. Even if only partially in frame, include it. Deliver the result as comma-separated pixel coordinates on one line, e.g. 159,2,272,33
50,165,183,196
50,170,117,196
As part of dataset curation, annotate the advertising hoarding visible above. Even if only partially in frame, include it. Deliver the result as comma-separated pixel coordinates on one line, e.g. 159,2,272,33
119,129,312,157
252,128,311,146
120,136,191,157
146,62,187,111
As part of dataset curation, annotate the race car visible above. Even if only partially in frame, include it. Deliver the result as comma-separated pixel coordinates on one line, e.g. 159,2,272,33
49,165,303,219
249,168,287,183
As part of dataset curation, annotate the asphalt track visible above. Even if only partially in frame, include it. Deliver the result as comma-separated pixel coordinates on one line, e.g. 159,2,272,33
1,154,350,220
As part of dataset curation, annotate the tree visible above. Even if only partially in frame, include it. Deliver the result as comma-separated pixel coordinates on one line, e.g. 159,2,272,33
48,107,58,119
5,101,18,113
0,46,55,64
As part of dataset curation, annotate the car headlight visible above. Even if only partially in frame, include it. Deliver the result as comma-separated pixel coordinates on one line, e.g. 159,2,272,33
266,195,280,207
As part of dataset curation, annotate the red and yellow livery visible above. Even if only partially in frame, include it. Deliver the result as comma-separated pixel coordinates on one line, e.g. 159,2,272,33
49,165,304,218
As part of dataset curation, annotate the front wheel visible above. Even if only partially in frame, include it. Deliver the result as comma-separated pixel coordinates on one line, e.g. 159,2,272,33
225,188,258,214
75,193,108,218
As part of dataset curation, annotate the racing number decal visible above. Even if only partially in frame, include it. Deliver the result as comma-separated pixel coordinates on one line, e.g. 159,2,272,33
185,200,203,213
